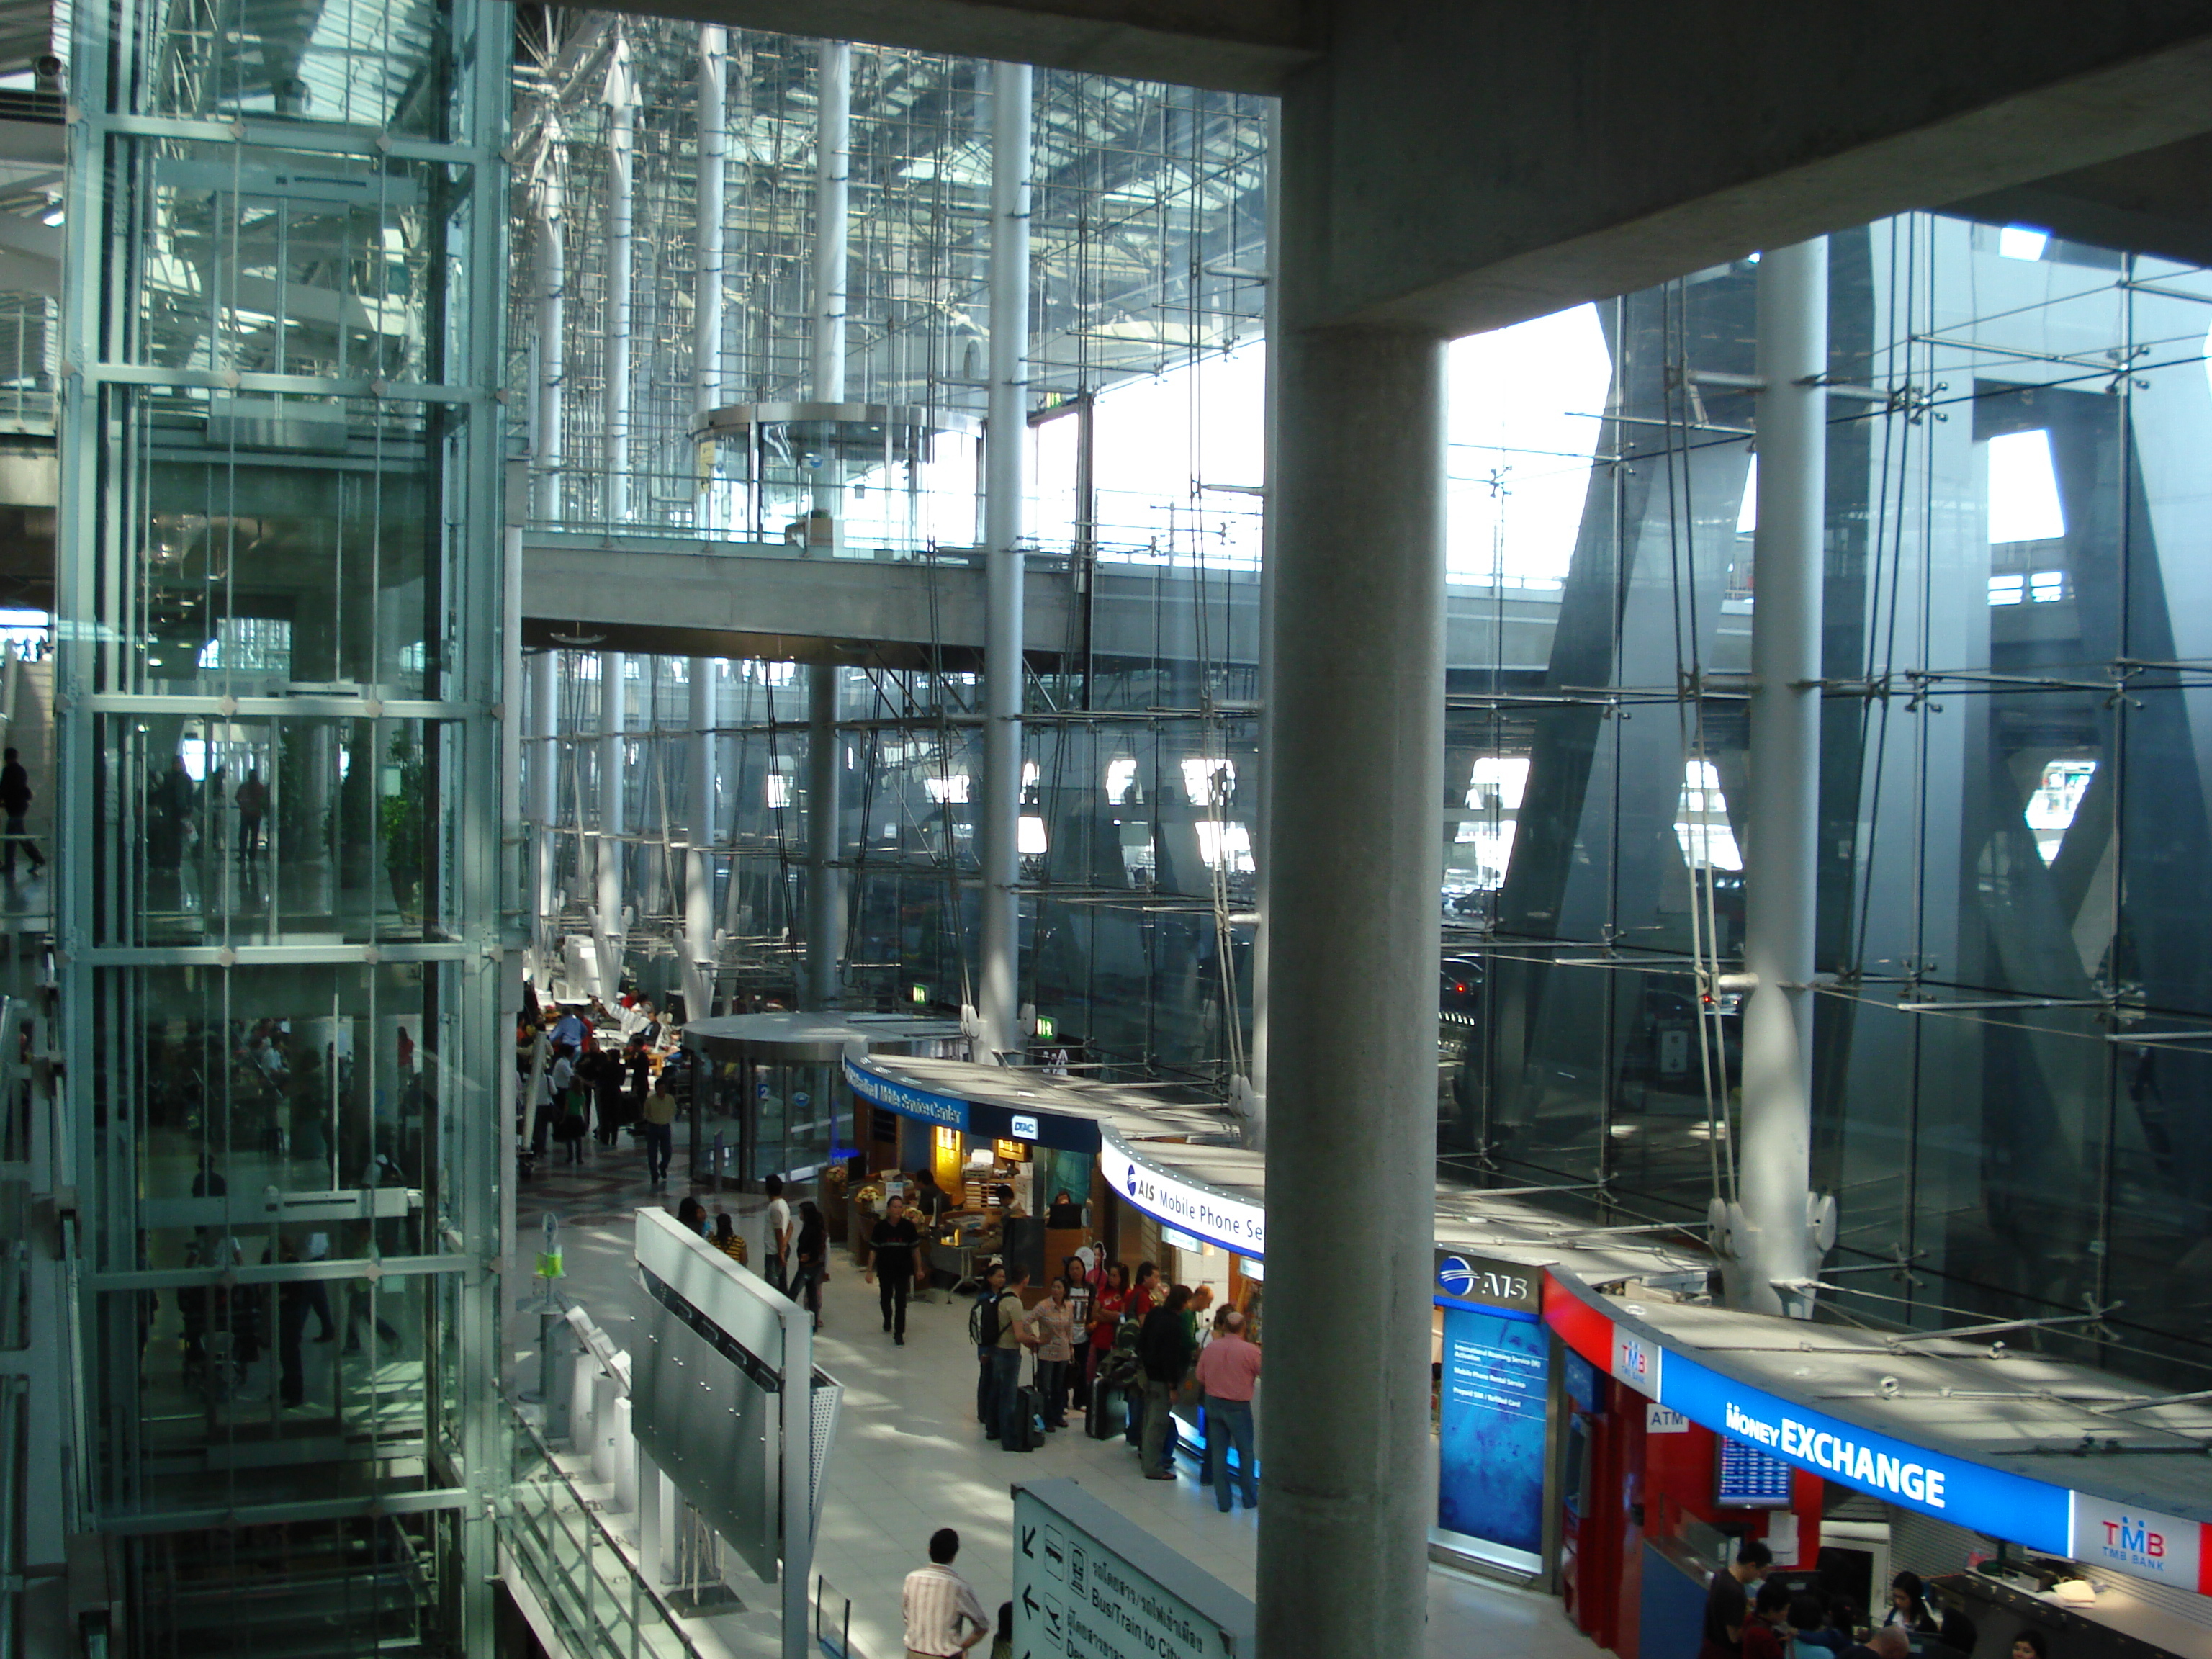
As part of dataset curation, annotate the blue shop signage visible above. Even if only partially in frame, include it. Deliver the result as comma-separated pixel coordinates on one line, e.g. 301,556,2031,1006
1656,1346,2073,1555
1433,1249,1540,1321
842,1056,968,1129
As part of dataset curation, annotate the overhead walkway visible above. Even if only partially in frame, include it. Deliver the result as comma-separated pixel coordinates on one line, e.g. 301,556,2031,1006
520,527,1574,673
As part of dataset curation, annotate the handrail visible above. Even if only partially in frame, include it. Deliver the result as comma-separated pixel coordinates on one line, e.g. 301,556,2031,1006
501,1403,717,1659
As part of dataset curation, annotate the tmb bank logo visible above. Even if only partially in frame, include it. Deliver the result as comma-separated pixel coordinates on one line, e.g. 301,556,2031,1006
2101,1517,2167,1563
1722,1401,1948,1509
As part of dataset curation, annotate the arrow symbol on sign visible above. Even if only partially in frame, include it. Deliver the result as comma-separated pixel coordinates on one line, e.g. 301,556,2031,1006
1022,1586,1040,1619
1020,1527,1035,1558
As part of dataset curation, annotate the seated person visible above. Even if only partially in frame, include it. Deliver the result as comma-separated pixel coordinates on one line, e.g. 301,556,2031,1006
1045,1189,1085,1228
1790,1595,1848,1655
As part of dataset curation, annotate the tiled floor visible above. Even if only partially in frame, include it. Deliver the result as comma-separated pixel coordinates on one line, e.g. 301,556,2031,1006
513,1149,1606,1659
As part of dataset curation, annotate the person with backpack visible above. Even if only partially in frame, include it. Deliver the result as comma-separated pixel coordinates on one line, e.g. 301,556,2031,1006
987,1264,1032,1447
971,1262,1007,1429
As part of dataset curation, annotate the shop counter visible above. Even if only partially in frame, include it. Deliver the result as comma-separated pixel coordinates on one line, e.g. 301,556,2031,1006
1931,1569,2203,1659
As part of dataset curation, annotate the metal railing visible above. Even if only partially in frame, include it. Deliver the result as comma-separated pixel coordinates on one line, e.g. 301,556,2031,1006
501,1404,721,1659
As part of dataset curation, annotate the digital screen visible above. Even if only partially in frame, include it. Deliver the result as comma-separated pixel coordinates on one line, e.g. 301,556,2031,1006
1436,1307,1548,1565
1717,1435,1794,1508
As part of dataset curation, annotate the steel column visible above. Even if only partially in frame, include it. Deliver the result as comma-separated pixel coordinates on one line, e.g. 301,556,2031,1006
803,41,853,1011
531,653,559,976
687,659,716,1017
691,27,727,525
603,40,636,524
1737,238,1830,1317
531,143,565,525
979,61,1032,1058
597,652,626,999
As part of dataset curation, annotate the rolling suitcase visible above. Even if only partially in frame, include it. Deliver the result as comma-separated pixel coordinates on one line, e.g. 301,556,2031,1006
1084,1371,1123,1439
1006,1352,1045,1452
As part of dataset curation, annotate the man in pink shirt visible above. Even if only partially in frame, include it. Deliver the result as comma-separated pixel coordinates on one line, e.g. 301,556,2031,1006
1193,1310,1262,1512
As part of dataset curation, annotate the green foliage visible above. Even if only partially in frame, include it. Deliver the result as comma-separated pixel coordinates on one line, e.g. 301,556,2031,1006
382,727,426,876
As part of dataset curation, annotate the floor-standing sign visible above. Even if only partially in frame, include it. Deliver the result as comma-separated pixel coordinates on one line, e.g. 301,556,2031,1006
1012,1478,1254,1659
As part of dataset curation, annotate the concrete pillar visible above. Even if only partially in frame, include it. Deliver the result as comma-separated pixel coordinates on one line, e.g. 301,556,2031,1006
687,659,717,1019
1255,326,1446,1659
1736,238,1830,1318
596,651,626,999
806,665,843,1010
603,41,636,524
979,61,1031,1058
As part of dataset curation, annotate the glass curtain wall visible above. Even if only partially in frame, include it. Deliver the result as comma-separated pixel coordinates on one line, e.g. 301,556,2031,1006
1451,218,2212,1391
59,0,511,1649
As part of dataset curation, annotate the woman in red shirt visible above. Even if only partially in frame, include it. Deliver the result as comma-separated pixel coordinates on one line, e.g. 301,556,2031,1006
1087,1261,1128,1395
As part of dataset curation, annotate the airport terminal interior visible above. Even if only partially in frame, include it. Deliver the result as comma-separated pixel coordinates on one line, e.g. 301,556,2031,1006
7,1,2212,1657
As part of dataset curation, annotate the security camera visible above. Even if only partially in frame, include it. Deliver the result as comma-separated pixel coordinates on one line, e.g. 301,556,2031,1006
1878,1375,1902,1399
33,55,61,94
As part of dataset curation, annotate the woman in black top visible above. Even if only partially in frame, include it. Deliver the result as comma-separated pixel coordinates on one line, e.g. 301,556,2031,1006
1881,1571,1937,1635
588,1047,626,1146
791,1202,829,1331
1046,1190,1084,1227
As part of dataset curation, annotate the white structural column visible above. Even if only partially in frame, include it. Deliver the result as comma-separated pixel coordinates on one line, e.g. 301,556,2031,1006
531,653,559,976
1256,322,1447,1658
686,658,716,1018
1737,238,1830,1317
603,40,637,524
978,60,1031,1058
596,651,626,999
530,133,565,523
811,40,850,418
1244,99,1282,1150
804,40,853,1011
691,25,727,524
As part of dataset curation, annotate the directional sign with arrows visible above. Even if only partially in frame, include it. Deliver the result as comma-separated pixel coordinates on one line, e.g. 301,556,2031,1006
1010,1478,1252,1659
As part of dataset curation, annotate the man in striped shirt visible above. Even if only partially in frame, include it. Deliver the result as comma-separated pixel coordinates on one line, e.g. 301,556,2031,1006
902,1527,989,1658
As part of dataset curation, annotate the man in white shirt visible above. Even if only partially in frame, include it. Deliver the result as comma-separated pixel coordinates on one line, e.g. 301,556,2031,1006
764,1174,791,1292
901,1528,988,1658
